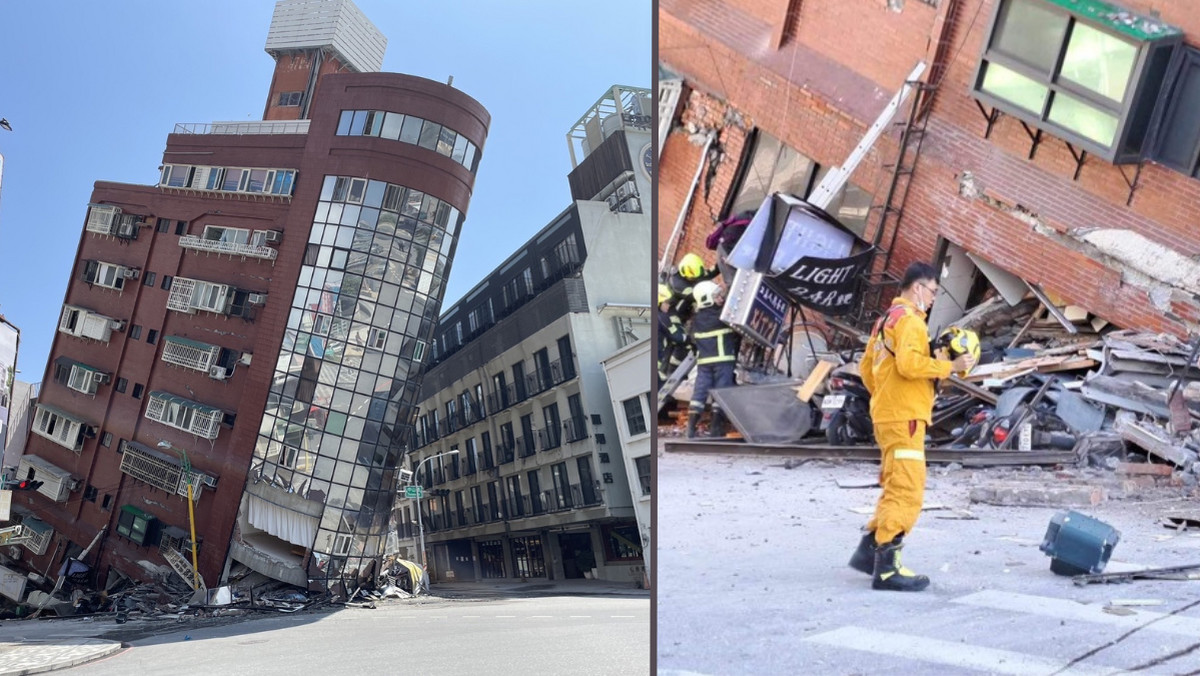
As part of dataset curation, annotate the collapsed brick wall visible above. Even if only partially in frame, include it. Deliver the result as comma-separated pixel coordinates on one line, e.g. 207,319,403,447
658,0,1200,336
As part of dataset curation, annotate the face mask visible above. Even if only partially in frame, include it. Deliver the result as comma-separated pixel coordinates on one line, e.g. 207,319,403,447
917,298,928,313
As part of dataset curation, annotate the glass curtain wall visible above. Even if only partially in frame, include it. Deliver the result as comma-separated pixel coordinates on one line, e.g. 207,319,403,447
251,174,462,589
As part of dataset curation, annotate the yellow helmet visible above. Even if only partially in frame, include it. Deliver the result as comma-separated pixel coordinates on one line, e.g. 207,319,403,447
937,326,981,376
658,283,672,306
678,253,705,280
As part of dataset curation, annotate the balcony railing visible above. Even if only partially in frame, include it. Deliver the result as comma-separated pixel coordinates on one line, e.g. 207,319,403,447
563,417,589,443
180,236,278,260
516,435,536,458
413,485,603,536
173,120,311,135
537,426,562,452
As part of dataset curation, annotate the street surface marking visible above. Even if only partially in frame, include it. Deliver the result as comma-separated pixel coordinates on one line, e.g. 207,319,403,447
803,626,1155,676
953,590,1200,637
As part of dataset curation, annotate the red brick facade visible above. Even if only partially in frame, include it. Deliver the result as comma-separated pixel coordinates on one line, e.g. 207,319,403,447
659,0,1200,336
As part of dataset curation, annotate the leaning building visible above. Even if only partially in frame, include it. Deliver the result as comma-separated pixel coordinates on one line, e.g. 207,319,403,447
9,0,489,593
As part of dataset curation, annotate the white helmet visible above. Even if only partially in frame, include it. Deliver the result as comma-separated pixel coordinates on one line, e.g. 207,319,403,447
693,280,722,309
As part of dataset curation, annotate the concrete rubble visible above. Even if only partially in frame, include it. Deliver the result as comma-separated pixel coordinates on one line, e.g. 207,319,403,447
663,282,1200,512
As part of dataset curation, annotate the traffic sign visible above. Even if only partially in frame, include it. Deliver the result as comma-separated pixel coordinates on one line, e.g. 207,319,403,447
404,486,423,499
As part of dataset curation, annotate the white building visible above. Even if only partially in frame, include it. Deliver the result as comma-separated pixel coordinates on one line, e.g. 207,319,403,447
601,337,652,587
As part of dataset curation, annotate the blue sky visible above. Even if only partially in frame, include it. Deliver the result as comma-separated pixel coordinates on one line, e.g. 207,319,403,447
0,0,650,378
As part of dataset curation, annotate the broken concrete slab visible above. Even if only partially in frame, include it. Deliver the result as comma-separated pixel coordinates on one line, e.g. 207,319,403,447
968,481,1107,508
1114,412,1199,468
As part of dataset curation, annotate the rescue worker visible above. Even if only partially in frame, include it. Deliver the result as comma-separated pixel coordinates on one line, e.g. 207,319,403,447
687,280,739,438
668,252,719,322
847,262,975,592
658,283,690,387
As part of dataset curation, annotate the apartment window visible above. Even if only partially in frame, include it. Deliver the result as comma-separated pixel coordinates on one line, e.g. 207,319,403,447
115,509,154,545
487,481,502,520
1152,46,1200,177
101,432,113,448
161,335,220,372
492,372,508,409
481,431,494,469
278,91,302,106
146,329,158,345
519,414,535,457
128,325,141,340
973,0,1180,161
578,456,598,505
499,423,515,462
115,377,128,394
32,404,88,452
622,396,648,437
542,403,561,450
175,221,187,235
465,437,478,474
528,470,543,513
58,305,116,342
156,218,170,233
167,277,232,315
471,485,485,523
101,494,113,511
551,462,571,509
145,391,222,439
413,339,426,363
66,362,106,395
507,475,525,517
512,362,527,401
142,271,157,287
119,440,183,494
161,275,173,290
636,456,651,495
132,384,144,399
84,485,98,502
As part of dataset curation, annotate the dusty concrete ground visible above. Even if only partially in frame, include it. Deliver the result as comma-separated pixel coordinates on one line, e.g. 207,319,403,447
657,438,1200,675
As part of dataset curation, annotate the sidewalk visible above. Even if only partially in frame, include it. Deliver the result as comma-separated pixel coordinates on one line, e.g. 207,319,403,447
430,577,650,599
0,637,123,676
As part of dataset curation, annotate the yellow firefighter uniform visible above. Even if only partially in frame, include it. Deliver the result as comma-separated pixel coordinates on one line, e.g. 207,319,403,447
860,297,952,545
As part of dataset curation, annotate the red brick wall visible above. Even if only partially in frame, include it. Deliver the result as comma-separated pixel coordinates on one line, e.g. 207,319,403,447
660,0,1200,335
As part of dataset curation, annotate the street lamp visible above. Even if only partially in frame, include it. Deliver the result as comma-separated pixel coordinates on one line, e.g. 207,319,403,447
408,449,459,573
157,440,203,591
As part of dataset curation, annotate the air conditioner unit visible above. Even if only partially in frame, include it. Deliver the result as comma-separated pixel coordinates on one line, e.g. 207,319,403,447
122,268,140,280
208,365,230,380
109,319,126,331
263,230,282,243
247,293,266,305
93,372,111,385
201,474,218,488
238,352,253,366
116,222,137,238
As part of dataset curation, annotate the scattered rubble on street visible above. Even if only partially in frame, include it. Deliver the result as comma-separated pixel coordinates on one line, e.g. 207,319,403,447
663,285,1200,538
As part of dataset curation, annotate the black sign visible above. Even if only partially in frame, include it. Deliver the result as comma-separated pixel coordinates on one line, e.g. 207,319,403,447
775,249,875,316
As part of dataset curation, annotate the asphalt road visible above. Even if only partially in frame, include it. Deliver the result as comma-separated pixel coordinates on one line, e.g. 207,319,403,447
658,446,1200,675
62,595,649,676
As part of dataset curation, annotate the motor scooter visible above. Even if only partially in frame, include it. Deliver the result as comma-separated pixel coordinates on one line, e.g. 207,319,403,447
819,363,873,445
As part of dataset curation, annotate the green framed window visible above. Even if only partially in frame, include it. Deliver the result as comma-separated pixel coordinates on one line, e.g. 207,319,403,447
972,0,1181,162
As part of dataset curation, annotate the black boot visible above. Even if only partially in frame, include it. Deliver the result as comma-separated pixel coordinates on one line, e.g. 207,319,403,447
848,531,876,575
872,535,929,592
708,411,727,438
686,413,700,439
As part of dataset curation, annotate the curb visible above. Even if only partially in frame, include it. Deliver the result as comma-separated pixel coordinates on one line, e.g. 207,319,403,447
0,639,126,676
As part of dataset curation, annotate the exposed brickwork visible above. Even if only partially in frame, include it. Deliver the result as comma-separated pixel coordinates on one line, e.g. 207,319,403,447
659,0,1200,336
